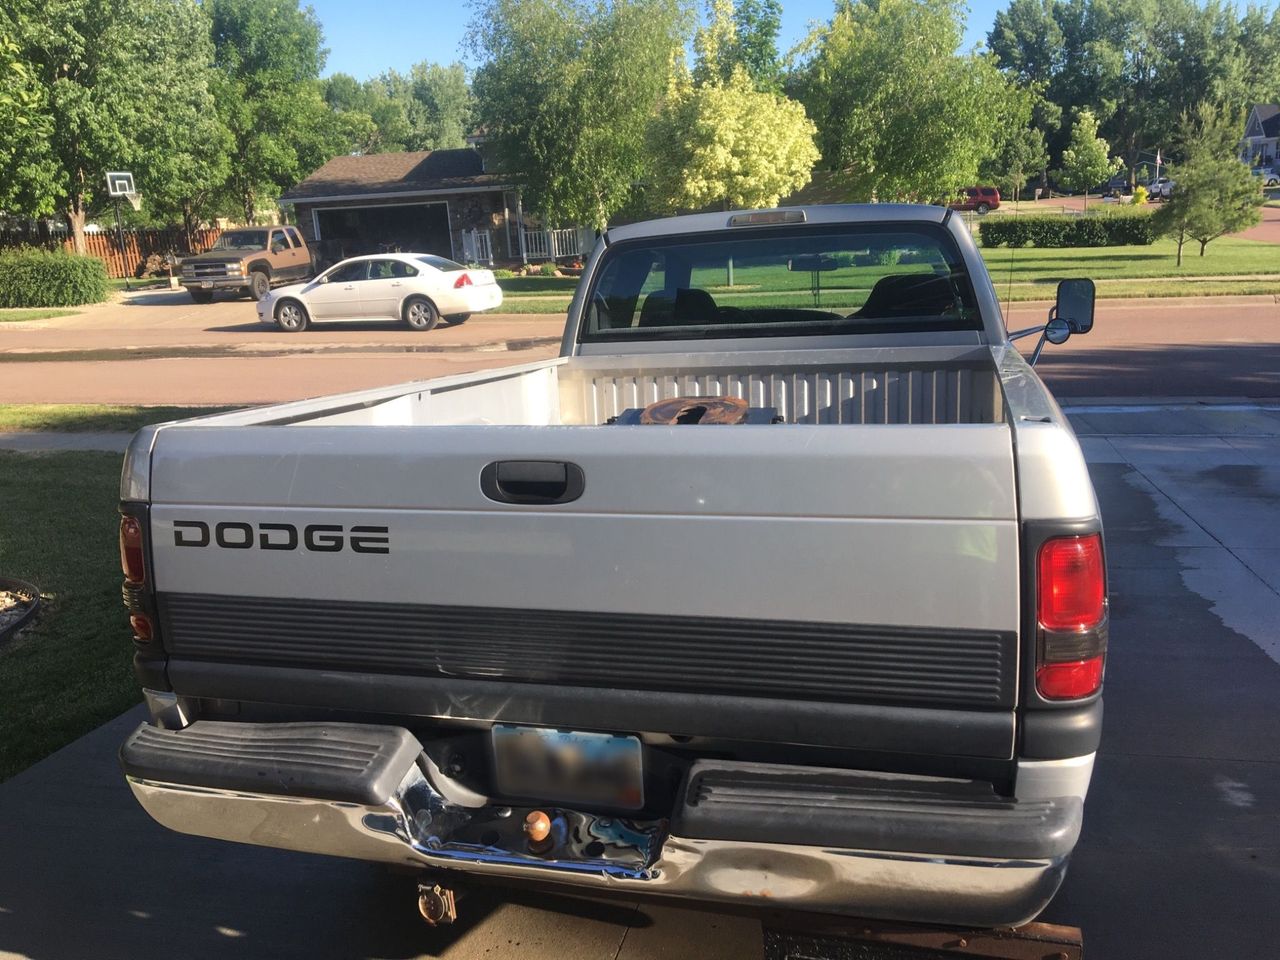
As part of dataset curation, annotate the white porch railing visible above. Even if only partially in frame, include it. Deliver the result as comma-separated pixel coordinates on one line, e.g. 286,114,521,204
461,228,494,265
521,226,593,261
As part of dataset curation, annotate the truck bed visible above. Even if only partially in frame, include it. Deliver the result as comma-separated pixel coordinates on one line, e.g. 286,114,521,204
230,346,1004,429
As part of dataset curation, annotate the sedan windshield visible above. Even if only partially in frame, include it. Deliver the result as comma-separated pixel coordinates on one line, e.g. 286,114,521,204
581,223,981,342
213,230,269,251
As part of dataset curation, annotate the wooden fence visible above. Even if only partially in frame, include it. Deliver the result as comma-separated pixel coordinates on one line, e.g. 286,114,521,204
0,226,224,279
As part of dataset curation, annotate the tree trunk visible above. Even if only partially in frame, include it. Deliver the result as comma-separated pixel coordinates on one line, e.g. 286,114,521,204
181,199,197,253
243,187,255,226
1175,232,1185,267
1082,191,1089,211
1199,239,1208,257
65,203,87,256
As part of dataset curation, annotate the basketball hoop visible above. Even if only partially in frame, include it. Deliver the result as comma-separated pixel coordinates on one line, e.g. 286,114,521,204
124,192,142,212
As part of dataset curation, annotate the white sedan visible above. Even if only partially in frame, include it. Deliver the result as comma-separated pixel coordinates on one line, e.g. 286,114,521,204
256,253,503,332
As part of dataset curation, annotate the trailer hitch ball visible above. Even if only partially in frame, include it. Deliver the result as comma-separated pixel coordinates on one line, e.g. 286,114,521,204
417,883,458,926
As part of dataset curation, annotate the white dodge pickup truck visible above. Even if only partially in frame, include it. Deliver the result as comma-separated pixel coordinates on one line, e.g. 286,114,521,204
117,205,1107,928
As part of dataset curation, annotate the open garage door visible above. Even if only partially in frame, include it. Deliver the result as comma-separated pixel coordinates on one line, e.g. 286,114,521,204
313,203,452,267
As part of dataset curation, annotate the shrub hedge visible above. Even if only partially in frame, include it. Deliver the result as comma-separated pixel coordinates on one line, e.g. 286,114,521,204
0,249,110,307
978,211,1156,248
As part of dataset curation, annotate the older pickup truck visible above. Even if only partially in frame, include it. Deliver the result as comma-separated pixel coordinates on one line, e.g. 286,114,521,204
118,205,1106,928
180,225,313,303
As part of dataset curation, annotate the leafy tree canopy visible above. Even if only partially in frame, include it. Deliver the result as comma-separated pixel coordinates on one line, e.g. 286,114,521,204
1154,102,1263,264
207,0,339,222
470,0,693,229
5,0,224,251
795,0,1016,203
649,1,818,212
1058,107,1119,204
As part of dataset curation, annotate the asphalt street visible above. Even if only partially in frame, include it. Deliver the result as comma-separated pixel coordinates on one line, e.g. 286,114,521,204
0,289,1277,402
1,403,1278,960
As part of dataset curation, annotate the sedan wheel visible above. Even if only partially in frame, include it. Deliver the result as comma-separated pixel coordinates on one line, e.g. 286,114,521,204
976,202,990,215
404,297,440,332
275,300,308,332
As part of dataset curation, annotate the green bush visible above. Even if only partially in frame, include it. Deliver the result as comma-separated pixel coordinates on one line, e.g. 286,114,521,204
0,249,110,307
492,268,516,279
538,261,559,277
978,211,1156,248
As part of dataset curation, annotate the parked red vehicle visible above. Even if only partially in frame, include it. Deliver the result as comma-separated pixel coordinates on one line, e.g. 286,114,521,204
950,186,1001,214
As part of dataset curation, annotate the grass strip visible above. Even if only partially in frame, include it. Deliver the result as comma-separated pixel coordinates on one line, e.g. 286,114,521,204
0,308,79,323
0,404,239,433
0,451,136,781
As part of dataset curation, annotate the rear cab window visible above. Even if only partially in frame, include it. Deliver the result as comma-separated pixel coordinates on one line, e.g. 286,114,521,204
580,224,981,343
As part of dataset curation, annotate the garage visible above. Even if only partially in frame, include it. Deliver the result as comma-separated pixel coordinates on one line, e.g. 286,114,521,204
281,148,520,268
312,202,453,265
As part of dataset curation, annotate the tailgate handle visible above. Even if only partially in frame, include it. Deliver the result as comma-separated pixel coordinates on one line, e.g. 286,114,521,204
481,460,585,505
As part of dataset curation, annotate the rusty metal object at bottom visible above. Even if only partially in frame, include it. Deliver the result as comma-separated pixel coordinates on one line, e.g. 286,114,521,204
762,912,1083,960
639,395,750,424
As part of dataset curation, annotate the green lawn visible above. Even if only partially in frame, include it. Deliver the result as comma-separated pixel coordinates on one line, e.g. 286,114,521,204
0,307,79,323
977,237,1280,282
106,277,169,291
0,451,136,781
0,404,239,433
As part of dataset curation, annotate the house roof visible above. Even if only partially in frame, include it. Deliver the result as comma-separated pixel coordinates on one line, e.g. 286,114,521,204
280,148,510,202
1247,104,1280,138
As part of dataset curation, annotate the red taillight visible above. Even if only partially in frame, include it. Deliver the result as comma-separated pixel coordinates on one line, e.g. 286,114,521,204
1036,656,1105,700
1036,533,1107,700
130,613,154,641
453,272,473,288
1037,534,1105,632
120,515,145,585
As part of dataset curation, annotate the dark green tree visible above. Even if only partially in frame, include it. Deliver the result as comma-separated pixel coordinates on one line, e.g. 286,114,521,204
470,0,692,229
5,0,226,252
1153,103,1263,264
206,0,340,222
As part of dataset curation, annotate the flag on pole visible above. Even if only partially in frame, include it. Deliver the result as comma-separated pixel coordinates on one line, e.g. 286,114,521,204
1156,149,1162,166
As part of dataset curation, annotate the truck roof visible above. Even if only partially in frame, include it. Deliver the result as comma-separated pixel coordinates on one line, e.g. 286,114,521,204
606,204,950,243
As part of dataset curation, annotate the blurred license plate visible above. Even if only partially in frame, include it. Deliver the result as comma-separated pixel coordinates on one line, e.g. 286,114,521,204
200,281,213,288
492,725,643,810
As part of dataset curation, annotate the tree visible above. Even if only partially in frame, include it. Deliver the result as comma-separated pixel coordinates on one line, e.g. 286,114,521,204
692,0,782,91
729,0,783,91
206,0,339,223
1153,104,1263,265
470,0,692,229
5,0,225,253
407,62,473,150
987,0,1063,86
1059,108,1117,207
0,5,47,214
794,0,1016,203
648,9,818,213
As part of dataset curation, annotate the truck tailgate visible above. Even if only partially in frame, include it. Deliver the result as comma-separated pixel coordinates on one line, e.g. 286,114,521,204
147,423,1020,753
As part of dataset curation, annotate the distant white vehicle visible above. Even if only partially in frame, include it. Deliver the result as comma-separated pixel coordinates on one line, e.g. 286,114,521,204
256,253,503,332
1146,177,1176,200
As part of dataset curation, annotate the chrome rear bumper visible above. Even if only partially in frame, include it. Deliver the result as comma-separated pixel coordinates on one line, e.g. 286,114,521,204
127,761,1070,927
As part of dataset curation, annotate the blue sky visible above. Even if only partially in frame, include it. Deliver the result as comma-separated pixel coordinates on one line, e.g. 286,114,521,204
309,0,1007,80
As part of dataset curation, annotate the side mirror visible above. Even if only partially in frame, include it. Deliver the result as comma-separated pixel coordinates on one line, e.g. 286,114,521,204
1056,278,1095,334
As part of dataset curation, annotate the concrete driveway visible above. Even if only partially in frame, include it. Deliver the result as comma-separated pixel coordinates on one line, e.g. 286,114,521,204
1,402,1278,960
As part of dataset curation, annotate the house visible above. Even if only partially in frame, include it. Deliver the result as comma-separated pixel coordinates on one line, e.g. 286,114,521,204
280,148,521,266
1239,105,1280,168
